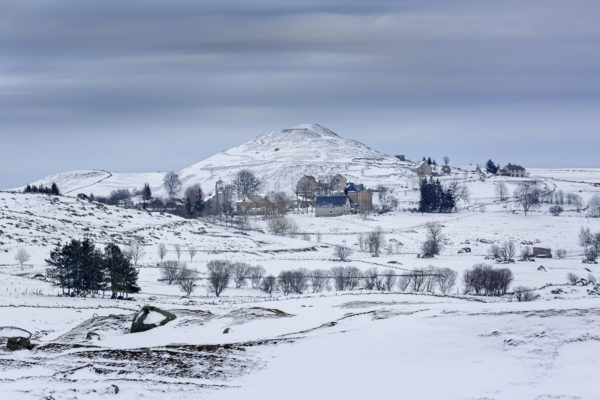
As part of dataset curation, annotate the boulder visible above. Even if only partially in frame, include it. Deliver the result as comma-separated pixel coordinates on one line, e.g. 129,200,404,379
6,336,32,351
130,306,176,333
86,331,100,340
223,327,231,334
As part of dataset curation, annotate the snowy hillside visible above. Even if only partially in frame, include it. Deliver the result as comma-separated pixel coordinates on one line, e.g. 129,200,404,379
16,123,416,197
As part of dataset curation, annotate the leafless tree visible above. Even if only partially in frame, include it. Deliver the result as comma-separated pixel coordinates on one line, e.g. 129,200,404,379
363,268,382,290
334,245,353,261
160,260,180,284
443,156,450,166
367,227,385,254
234,169,262,198
409,268,427,292
555,248,567,259
311,269,329,292
188,247,198,262
549,205,563,216
260,275,277,297
357,233,366,252
494,182,508,202
207,260,232,297
519,246,533,260
463,264,513,296
587,194,600,218
567,272,580,285
566,193,584,211
502,240,516,261
514,286,538,302
422,222,443,257
265,192,292,217
514,181,542,215
174,244,182,261
278,269,309,295
331,266,362,291
448,181,470,206
15,248,30,269
249,265,266,289
435,268,457,294
268,217,297,236
232,262,251,288
382,269,397,291
177,265,199,296
554,190,565,205
126,242,144,266
163,171,182,199
157,243,167,263
398,275,411,291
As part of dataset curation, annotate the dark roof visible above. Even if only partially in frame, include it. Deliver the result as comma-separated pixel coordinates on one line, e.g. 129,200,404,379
345,183,360,193
505,163,525,171
315,195,348,208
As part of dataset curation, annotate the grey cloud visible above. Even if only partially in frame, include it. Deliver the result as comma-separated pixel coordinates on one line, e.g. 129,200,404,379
0,0,599,188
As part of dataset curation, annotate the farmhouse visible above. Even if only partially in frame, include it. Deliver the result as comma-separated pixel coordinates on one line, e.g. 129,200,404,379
237,194,267,215
411,160,433,177
500,164,527,178
330,174,348,194
315,195,352,217
345,183,373,212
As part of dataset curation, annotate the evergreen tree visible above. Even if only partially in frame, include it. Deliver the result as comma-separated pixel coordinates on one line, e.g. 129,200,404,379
486,159,499,174
142,183,152,203
51,182,60,195
103,243,139,298
194,186,205,215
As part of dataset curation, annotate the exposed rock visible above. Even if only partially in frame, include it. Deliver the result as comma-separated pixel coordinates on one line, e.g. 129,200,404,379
223,327,231,334
6,336,32,351
130,305,176,333
86,331,100,340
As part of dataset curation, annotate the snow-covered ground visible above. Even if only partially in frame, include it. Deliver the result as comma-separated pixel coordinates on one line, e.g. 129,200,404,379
1,165,600,399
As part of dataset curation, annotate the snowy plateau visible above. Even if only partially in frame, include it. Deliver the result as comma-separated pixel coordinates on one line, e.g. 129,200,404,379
1,123,600,399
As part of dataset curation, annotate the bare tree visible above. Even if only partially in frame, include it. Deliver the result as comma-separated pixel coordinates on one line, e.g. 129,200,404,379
207,260,232,297
234,169,262,198
157,243,167,263
177,265,199,296
232,262,251,288
163,171,182,199
268,217,297,236
126,242,144,266
435,268,457,294
494,182,508,202
334,245,353,261
310,269,329,292
555,249,567,259
567,272,580,285
160,260,180,284
443,156,450,166
15,248,31,269
249,265,266,289
363,268,382,290
174,244,182,261
514,286,538,302
448,181,470,206
382,269,397,291
587,194,600,218
514,181,542,215
331,266,362,291
422,222,443,257
502,240,516,261
260,275,277,297
265,192,292,217
188,248,198,262
367,227,385,254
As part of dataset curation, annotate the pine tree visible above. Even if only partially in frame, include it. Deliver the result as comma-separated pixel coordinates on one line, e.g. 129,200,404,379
142,183,152,203
103,244,139,298
194,186,205,215
51,182,60,195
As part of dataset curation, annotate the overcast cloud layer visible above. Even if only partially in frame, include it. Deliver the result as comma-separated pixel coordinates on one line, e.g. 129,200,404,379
1,0,599,188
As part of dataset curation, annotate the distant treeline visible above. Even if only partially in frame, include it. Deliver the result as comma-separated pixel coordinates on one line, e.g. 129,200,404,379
24,183,60,195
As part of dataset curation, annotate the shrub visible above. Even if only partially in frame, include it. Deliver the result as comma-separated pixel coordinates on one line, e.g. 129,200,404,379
514,286,539,302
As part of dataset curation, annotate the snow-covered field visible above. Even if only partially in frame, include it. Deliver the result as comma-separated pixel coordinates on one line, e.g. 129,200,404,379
1,165,600,399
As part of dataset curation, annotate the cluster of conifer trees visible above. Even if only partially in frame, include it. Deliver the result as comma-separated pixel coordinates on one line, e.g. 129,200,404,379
24,182,60,195
45,239,139,298
418,178,456,213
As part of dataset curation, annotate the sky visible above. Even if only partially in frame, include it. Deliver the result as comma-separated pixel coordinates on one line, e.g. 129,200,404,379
1,0,599,189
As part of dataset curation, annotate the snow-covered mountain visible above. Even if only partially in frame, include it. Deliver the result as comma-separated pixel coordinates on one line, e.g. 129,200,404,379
18,124,415,197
